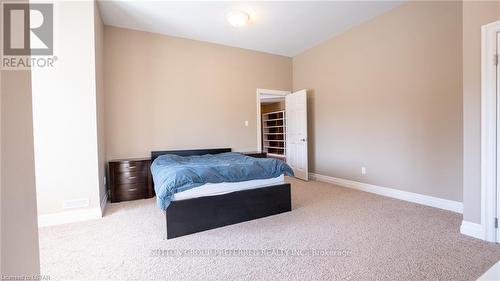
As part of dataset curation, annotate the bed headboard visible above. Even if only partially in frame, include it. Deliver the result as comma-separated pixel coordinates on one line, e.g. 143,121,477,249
151,148,232,163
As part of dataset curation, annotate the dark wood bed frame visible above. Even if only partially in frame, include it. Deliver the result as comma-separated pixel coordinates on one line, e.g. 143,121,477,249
151,148,292,239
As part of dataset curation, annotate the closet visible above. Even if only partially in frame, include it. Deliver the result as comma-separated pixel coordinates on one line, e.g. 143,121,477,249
261,102,286,161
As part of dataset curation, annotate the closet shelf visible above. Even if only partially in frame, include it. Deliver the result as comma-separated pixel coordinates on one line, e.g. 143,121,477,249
264,146,285,149
263,110,285,116
262,109,286,158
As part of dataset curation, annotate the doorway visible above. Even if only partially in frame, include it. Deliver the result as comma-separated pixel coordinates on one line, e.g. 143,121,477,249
256,88,309,181
256,89,288,161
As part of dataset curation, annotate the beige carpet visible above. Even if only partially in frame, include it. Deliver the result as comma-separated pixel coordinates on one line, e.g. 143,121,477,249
39,178,500,281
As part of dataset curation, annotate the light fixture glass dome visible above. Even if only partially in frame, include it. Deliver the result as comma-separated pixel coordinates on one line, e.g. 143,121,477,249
226,10,250,27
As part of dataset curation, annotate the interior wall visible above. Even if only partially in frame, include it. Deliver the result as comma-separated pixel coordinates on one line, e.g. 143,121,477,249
462,1,500,223
0,67,2,276
94,1,106,205
31,1,102,216
293,1,463,202
104,26,292,160
1,70,40,275
0,66,3,274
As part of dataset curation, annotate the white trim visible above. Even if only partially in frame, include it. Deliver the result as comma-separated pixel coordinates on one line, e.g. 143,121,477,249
100,192,108,216
256,88,290,151
38,207,103,227
257,88,291,96
480,20,500,242
309,173,463,213
460,220,486,241
38,194,107,227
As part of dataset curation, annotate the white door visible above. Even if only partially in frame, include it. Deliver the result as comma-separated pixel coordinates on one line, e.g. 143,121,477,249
286,89,308,181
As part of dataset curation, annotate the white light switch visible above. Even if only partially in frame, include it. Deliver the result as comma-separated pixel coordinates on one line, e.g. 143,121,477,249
361,167,366,175
244,120,249,127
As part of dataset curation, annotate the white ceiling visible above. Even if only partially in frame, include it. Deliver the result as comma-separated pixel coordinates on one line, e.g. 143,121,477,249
98,1,403,57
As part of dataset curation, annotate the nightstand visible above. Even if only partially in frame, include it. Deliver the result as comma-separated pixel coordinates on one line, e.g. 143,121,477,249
241,151,267,158
108,158,153,203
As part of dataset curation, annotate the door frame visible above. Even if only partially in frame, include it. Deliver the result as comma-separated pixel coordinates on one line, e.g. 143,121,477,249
480,20,500,242
256,88,290,151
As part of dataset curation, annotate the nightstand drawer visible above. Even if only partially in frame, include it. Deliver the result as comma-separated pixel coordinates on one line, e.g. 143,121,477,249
115,170,148,184
117,161,147,172
114,183,147,202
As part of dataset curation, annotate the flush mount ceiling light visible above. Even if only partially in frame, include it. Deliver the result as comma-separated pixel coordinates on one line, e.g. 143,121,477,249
226,10,250,27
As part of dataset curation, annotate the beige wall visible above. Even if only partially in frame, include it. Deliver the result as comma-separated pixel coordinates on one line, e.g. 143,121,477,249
462,1,500,223
95,1,106,204
1,70,40,275
1,0,39,272
104,26,292,160
0,67,2,275
293,1,463,201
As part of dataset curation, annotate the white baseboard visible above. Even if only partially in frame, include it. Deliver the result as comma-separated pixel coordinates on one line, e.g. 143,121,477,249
100,192,108,216
38,194,108,227
309,173,463,213
38,206,103,227
38,193,108,227
460,220,485,240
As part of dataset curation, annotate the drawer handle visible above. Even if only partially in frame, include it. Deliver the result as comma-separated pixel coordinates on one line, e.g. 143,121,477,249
129,176,136,179
129,188,137,192
129,166,137,169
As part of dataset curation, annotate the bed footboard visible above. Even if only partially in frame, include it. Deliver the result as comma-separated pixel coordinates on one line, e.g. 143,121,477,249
166,183,291,239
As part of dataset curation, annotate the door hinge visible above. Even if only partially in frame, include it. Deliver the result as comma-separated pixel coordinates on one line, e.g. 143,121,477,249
495,54,498,66
495,217,498,228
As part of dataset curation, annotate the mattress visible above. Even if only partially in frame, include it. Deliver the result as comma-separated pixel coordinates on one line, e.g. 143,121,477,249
152,152,293,210
172,174,284,201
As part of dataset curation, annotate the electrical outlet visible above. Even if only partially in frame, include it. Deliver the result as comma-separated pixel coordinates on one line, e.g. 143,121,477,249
244,120,249,127
361,167,367,175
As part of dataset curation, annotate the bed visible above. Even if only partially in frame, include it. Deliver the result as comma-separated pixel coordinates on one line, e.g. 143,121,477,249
151,148,293,239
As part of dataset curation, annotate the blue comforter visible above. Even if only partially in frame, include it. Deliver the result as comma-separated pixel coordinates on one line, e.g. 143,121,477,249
151,152,294,210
